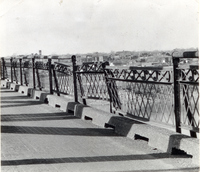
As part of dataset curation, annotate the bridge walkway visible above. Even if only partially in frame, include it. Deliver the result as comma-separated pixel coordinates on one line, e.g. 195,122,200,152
1,87,199,172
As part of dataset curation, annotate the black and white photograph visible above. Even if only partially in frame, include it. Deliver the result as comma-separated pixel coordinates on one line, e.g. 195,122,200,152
0,0,199,171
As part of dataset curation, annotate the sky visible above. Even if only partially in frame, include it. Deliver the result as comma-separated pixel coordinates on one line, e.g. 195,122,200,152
0,0,199,56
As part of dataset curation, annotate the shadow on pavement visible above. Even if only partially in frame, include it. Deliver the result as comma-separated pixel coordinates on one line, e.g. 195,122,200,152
1,112,76,122
1,125,118,136
1,100,43,104
113,168,199,172
1,101,44,108
1,96,33,100
1,153,192,166
0,90,19,93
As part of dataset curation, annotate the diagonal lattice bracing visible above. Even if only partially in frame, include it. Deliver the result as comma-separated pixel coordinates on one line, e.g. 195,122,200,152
105,67,175,125
181,84,199,130
76,61,109,101
178,65,199,132
78,73,109,100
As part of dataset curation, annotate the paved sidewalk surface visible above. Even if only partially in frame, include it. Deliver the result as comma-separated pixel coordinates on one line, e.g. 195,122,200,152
1,87,199,172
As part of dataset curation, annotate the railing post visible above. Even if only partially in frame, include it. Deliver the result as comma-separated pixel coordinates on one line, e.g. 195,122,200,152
32,57,36,89
10,58,13,82
72,55,78,102
102,62,113,113
13,61,17,83
48,58,53,94
52,65,60,96
172,57,181,133
1,57,5,79
19,58,23,85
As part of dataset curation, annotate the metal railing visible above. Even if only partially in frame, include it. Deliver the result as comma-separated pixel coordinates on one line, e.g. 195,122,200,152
51,60,74,96
172,51,199,137
1,51,199,137
75,61,109,104
104,66,175,126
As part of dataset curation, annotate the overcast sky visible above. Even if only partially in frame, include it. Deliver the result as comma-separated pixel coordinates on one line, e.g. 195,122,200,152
0,0,199,56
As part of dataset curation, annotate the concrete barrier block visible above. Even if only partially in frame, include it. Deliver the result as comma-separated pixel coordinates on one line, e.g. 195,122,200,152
1,80,9,88
67,102,80,112
74,104,116,127
110,117,177,152
167,134,199,165
108,115,199,165
89,108,113,127
129,124,174,152
46,95,57,107
10,83,20,91
108,116,137,136
18,86,33,96
46,95,74,112
74,104,88,119
180,138,199,165
74,104,186,155
33,90,51,103
107,115,175,151
7,82,12,88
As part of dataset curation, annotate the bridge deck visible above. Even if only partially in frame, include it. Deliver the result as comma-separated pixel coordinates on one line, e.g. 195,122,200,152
1,87,199,172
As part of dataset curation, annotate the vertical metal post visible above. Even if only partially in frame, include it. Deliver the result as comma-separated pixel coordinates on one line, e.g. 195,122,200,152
48,58,53,94
1,57,5,79
72,55,78,102
10,58,13,82
19,58,23,85
13,61,17,84
52,67,60,96
102,62,113,113
173,57,181,133
32,58,36,89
